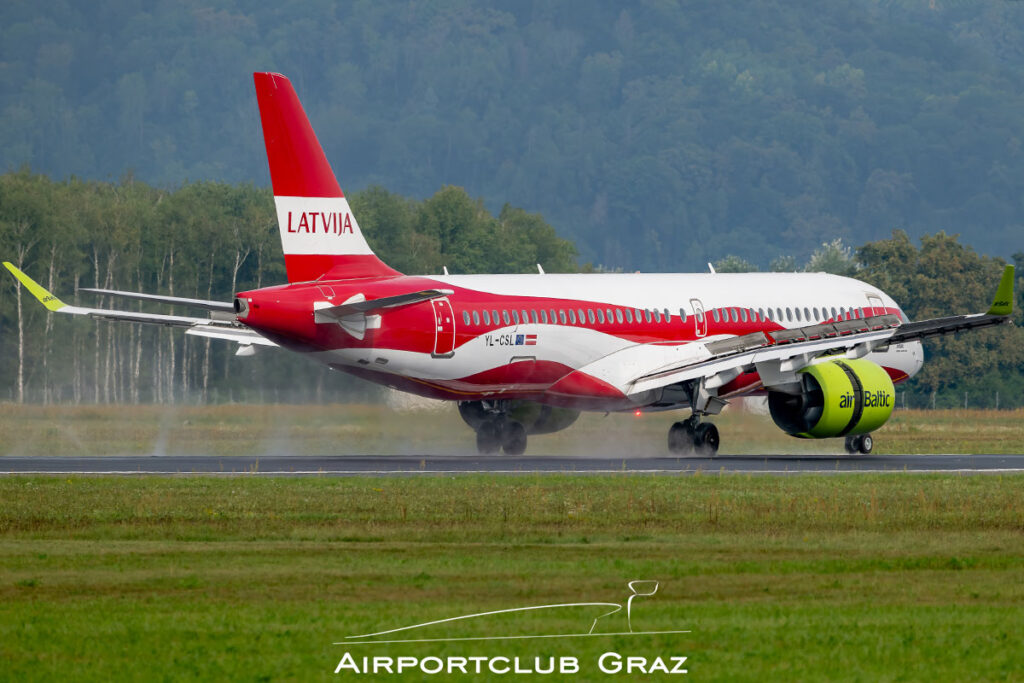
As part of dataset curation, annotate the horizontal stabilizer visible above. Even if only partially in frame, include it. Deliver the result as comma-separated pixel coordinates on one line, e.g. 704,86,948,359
314,289,454,321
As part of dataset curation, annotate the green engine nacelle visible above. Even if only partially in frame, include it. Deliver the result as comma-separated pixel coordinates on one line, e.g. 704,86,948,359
768,358,895,439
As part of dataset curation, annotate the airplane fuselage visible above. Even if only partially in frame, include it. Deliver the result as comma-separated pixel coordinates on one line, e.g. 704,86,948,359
237,271,925,411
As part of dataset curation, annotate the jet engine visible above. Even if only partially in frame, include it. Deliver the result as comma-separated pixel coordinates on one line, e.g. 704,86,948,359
767,358,895,439
458,400,580,435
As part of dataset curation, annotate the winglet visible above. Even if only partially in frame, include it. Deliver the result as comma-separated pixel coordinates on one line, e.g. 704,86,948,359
987,265,1015,316
3,262,67,312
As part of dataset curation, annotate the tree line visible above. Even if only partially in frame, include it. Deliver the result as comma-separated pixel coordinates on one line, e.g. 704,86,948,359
0,170,575,405
1,170,1020,408
2,1,1023,272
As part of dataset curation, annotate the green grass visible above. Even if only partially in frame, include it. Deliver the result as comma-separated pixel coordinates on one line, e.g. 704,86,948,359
1,475,1022,680
1,402,1023,456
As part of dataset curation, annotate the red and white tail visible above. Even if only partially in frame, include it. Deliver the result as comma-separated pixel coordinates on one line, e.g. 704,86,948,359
253,72,400,283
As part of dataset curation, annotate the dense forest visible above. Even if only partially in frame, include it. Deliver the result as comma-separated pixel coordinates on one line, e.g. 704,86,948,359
1,172,1021,407
2,1,1024,272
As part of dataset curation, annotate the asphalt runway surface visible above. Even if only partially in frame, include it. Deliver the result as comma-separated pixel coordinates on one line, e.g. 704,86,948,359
1,453,1023,475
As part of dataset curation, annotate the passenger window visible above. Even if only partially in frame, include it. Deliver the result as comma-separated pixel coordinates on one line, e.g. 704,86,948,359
794,308,802,322
587,309,596,324
511,310,519,325
462,310,470,325
786,308,793,322
540,309,548,324
559,310,567,324
812,307,819,321
758,308,765,321
615,309,624,323
830,307,837,320
654,309,662,323
568,309,577,324
492,309,499,325
597,309,605,323
680,308,687,323
483,310,491,325
577,308,585,323
503,310,511,325
740,308,748,323
472,310,480,325
606,308,614,323
625,308,633,323
712,309,720,323
550,308,557,323
530,310,538,324
644,309,652,323
664,308,670,321
804,307,810,321
522,309,529,323
776,308,783,321
731,308,738,323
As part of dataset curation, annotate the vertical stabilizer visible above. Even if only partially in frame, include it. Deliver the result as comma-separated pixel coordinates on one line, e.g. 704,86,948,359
253,72,400,282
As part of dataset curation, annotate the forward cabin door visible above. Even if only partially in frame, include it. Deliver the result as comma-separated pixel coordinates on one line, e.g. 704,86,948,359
690,298,708,338
866,294,885,317
432,298,456,357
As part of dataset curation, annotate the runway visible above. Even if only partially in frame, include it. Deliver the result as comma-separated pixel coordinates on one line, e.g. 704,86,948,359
1,453,1023,475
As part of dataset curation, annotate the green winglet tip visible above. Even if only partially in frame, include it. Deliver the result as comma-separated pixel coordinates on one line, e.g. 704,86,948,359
987,265,1015,316
3,261,66,312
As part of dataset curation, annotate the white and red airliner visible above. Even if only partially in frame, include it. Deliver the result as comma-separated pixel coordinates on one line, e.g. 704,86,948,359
5,72,1016,455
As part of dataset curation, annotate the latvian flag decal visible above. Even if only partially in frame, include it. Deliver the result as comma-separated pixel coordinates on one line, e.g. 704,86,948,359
524,334,537,345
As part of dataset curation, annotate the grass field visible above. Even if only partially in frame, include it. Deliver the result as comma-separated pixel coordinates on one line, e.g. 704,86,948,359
1,475,1022,681
1,402,1023,456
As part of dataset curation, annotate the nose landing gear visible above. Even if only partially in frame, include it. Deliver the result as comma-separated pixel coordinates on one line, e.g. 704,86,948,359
844,433,873,454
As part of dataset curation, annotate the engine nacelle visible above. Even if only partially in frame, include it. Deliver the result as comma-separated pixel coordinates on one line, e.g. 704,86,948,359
458,400,580,435
767,358,895,439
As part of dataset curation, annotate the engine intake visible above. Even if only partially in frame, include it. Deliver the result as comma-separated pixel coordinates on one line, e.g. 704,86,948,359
768,358,895,439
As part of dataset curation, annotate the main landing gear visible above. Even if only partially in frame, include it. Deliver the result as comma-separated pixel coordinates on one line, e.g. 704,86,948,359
668,415,720,456
844,433,874,455
475,416,528,456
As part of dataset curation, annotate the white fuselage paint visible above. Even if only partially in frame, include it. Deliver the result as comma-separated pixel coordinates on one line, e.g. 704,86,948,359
309,271,925,408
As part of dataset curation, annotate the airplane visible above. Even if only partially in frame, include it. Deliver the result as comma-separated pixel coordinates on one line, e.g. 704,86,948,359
3,72,1016,457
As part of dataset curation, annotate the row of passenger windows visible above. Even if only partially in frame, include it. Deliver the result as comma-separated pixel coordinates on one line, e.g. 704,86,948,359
712,305,872,325
461,306,680,328
458,304,875,328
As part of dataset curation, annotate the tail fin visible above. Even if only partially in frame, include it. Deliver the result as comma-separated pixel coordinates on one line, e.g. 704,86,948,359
253,72,400,282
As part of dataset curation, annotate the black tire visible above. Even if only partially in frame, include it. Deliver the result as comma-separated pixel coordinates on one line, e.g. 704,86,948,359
693,422,720,456
476,421,501,454
668,421,695,455
844,435,862,455
858,434,873,454
500,420,528,456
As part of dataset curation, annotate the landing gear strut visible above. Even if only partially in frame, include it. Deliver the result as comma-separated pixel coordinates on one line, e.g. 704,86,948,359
844,434,873,455
668,415,720,456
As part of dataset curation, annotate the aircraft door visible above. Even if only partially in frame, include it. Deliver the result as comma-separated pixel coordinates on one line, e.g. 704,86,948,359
690,298,708,338
867,294,885,317
432,298,456,357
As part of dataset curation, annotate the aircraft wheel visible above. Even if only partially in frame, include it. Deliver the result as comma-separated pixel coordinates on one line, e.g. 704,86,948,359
844,435,862,455
858,434,874,455
693,422,720,456
668,421,695,455
476,420,501,454
500,420,528,456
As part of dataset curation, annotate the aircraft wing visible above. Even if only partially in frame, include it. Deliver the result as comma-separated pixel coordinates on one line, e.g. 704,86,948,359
3,262,277,350
574,266,1015,405
79,287,236,313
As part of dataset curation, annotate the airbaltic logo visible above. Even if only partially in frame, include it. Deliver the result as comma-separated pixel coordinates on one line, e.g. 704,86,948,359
286,210,354,235
838,391,892,409
333,580,689,676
